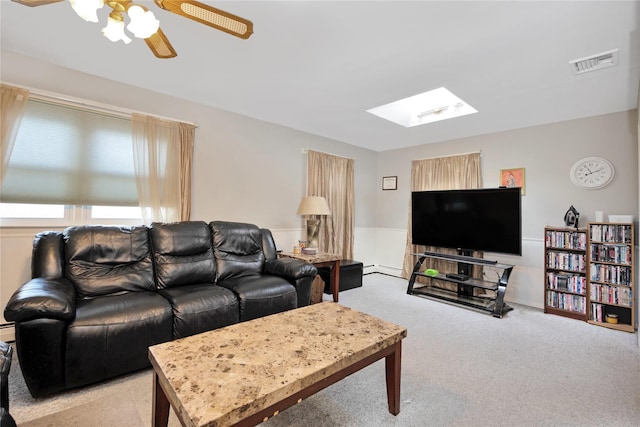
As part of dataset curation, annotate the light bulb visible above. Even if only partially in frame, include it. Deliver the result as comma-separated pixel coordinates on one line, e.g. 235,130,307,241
102,16,132,44
126,5,160,39
70,0,105,23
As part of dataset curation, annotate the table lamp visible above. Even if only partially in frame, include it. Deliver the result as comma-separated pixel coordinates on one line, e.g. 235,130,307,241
296,196,331,250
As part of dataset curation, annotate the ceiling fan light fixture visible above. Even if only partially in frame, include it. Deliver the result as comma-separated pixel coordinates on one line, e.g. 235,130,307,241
126,4,160,39
153,0,253,39
16,0,253,58
144,28,177,58
70,0,105,23
181,3,247,35
102,12,132,44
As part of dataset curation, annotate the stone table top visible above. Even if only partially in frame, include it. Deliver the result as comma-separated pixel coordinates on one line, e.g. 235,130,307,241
148,302,407,427
279,252,341,263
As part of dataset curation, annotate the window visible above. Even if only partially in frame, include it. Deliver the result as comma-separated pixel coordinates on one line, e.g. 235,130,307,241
0,203,65,219
0,204,143,227
1,98,142,227
90,205,142,220
367,87,477,127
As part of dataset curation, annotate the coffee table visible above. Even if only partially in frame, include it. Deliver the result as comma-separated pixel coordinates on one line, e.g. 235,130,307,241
149,302,407,427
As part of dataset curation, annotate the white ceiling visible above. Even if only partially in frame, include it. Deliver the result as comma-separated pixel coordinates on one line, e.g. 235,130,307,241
1,0,639,152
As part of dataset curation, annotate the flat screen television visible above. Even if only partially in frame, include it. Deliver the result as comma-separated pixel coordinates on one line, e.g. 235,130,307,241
411,187,522,256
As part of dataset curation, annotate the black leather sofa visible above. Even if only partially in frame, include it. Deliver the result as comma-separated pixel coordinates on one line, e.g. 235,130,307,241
0,342,16,427
4,221,317,398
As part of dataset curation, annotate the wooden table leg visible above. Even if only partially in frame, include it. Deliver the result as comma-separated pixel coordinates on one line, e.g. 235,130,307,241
331,259,340,302
153,371,171,427
385,341,402,415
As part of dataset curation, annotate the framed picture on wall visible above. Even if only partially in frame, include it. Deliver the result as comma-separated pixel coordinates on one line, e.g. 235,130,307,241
382,176,397,190
499,168,525,195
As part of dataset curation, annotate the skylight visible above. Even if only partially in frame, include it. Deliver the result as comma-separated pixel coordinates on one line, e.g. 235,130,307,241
367,87,477,127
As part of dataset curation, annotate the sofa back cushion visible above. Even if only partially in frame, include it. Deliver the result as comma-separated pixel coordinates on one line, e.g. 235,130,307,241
64,226,155,299
210,221,264,281
149,221,216,289
32,231,65,280
261,228,278,262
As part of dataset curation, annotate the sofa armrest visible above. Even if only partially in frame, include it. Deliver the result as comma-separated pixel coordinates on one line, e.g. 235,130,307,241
265,259,318,307
4,278,76,323
264,258,318,280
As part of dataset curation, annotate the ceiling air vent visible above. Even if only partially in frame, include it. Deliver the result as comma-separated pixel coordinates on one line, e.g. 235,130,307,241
569,49,619,75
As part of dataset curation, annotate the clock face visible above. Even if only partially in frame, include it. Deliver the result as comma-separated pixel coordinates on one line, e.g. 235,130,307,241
570,157,614,189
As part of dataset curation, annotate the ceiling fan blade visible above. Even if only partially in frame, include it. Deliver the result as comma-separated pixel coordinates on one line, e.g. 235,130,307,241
145,28,178,59
11,0,65,6
153,0,253,39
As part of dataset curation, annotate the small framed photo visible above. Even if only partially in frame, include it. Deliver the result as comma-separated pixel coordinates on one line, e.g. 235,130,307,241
499,168,525,195
382,176,397,190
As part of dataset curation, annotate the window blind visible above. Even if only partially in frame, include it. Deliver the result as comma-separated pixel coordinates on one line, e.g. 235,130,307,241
1,99,139,206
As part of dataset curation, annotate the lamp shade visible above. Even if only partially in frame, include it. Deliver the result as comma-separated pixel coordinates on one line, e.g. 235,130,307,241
296,196,331,216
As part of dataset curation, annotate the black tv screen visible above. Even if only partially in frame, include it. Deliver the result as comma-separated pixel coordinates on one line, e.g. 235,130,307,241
411,187,522,256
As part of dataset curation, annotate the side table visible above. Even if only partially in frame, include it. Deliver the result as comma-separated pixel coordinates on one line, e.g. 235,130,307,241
279,252,341,303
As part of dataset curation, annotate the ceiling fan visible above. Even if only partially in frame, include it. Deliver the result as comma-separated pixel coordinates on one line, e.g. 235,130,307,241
12,0,254,58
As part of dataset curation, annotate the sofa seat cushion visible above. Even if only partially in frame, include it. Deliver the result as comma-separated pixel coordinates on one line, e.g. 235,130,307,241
158,284,239,339
218,275,297,321
65,292,172,389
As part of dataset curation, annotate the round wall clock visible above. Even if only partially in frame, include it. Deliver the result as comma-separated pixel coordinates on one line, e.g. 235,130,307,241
570,157,614,189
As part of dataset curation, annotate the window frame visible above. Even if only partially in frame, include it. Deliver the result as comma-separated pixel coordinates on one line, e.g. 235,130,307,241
1,90,144,228
0,204,143,228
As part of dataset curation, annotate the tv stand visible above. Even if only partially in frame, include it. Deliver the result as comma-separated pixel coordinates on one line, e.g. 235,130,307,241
420,250,498,265
445,273,469,281
407,252,514,318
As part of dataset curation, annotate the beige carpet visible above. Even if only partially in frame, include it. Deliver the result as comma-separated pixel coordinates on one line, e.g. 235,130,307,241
8,274,640,427
9,358,182,427
20,392,143,427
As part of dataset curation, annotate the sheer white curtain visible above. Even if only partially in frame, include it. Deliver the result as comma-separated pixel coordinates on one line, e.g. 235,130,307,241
132,113,195,224
1,84,30,187
306,150,355,259
401,152,483,283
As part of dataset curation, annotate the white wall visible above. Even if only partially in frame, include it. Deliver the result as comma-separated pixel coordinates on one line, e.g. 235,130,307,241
373,110,639,311
1,51,638,338
0,52,379,333
376,111,639,233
